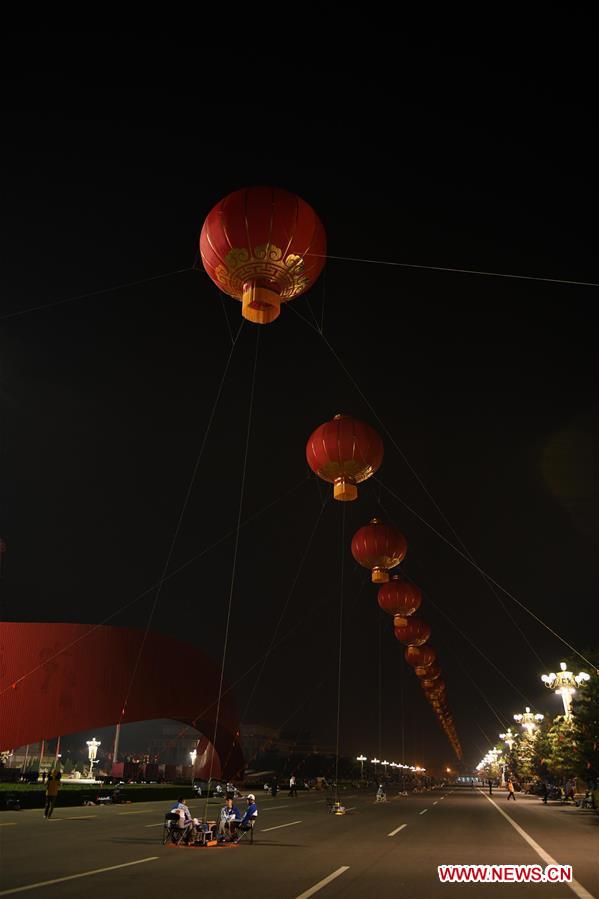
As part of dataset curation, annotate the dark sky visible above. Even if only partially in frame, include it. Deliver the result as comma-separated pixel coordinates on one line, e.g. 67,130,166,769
2,30,597,774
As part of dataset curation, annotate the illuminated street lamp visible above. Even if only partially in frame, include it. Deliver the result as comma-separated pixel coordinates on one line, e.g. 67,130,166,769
514,707,544,737
371,757,380,776
541,662,591,719
189,749,197,786
86,738,101,779
357,755,367,779
500,728,517,751
381,760,390,776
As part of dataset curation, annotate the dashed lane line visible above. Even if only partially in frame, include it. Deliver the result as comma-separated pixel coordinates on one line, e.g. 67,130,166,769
419,809,428,815
294,866,350,899
261,820,302,832
388,824,407,837
0,857,159,896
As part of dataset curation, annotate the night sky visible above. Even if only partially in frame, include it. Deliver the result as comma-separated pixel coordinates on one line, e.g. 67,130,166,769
2,31,597,774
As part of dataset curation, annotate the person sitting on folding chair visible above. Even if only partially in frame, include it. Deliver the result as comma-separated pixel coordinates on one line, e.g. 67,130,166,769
170,797,194,844
233,793,258,842
218,797,241,840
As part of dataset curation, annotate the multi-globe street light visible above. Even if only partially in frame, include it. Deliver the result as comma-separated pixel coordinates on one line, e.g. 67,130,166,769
86,737,101,779
541,662,591,718
514,707,544,737
357,755,367,779
500,728,517,751
189,749,197,785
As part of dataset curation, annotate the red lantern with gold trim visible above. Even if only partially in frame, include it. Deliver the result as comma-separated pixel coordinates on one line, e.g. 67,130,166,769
405,645,436,669
393,618,431,646
200,186,326,325
306,414,383,501
378,575,421,622
351,519,407,583
415,662,442,680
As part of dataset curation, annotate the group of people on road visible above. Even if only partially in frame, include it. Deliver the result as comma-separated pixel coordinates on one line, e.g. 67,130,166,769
169,792,258,845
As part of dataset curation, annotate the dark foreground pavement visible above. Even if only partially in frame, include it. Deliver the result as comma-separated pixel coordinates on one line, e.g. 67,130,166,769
0,787,597,898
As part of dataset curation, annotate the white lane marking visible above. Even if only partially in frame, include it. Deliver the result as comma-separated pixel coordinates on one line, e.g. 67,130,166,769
50,816,97,821
261,820,302,832
0,857,159,896
0,823,17,827
145,823,164,828
262,804,292,811
344,807,356,812
294,866,350,899
433,801,438,805
419,809,428,815
117,810,150,815
388,824,407,837
479,791,596,899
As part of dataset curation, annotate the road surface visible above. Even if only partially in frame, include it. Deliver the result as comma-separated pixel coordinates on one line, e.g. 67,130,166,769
0,787,597,897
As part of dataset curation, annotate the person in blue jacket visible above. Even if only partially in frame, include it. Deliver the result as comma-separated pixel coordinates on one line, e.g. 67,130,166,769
233,793,258,840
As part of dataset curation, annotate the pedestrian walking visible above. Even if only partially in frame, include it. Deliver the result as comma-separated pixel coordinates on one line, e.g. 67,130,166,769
507,778,516,800
488,778,493,796
44,769,61,818
289,774,297,797
541,781,548,804
271,776,278,798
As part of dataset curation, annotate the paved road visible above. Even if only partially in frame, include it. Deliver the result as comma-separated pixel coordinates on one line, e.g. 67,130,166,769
0,788,597,898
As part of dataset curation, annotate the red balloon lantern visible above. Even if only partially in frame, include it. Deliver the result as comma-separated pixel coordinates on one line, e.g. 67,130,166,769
378,575,421,624
405,645,436,669
415,662,442,680
306,414,384,501
351,519,407,583
200,186,326,325
393,618,431,646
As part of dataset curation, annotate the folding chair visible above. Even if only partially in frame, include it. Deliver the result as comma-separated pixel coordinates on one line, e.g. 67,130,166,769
163,812,184,845
235,815,257,844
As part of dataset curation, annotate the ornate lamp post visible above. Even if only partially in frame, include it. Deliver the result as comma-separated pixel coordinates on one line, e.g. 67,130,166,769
514,707,544,737
381,760,390,778
541,662,590,719
371,757,380,777
86,738,101,779
357,755,367,779
500,728,516,751
189,749,197,785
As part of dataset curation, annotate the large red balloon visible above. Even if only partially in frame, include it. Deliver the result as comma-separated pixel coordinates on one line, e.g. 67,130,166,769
306,415,383,501
200,186,326,325
393,618,431,646
415,662,442,680
351,518,407,583
405,645,436,668
378,575,421,619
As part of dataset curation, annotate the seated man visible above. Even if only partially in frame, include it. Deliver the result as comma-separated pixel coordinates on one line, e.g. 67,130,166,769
170,797,194,843
233,793,258,841
218,797,241,839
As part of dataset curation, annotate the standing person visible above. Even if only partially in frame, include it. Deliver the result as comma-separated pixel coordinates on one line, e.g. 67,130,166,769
44,769,61,818
289,774,297,797
271,776,278,798
488,778,493,796
541,781,548,804
506,778,516,800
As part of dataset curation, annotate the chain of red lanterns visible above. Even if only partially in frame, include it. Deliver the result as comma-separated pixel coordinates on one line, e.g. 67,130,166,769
200,187,461,759
306,413,463,761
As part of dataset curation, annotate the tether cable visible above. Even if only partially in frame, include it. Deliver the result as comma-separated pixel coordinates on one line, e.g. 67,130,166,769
203,327,259,818
117,321,244,724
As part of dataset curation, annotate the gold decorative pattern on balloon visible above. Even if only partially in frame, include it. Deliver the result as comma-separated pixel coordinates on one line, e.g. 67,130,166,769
214,243,310,299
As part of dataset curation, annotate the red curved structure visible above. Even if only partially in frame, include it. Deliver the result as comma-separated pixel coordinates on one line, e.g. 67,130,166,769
0,623,243,779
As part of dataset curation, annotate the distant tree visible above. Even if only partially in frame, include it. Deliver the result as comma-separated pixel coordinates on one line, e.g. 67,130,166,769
511,734,538,781
63,759,74,775
568,652,599,785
